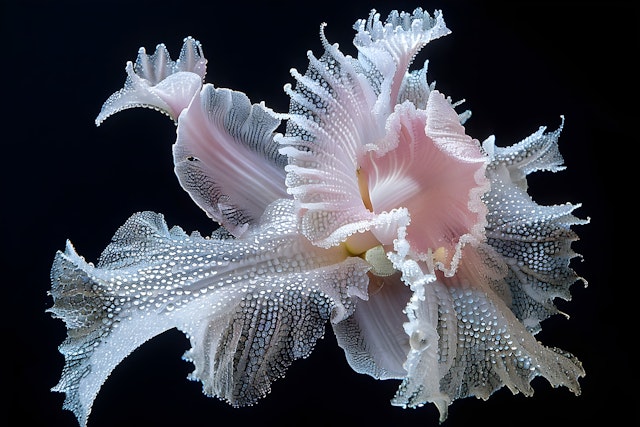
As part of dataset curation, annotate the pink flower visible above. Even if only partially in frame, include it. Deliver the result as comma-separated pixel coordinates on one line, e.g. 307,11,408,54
49,8,588,427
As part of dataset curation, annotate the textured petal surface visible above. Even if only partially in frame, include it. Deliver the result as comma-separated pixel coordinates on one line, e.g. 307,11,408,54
48,200,370,427
387,120,587,420
482,119,588,333
352,8,450,116
279,8,450,249
96,37,207,125
173,84,288,236
362,92,488,273
394,247,584,422
50,6,590,426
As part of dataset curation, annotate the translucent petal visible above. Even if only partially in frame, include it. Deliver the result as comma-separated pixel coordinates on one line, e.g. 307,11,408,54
362,93,488,274
333,272,411,379
393,247,584,422
174,84,288,236
483,120,588,333
279,8,450,249
353,8,450,115
96,37,206,125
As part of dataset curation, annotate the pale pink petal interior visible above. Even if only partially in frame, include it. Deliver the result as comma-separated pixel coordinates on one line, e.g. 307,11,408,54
362,92,487,271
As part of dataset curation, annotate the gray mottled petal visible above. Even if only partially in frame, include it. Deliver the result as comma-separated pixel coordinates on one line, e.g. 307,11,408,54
393,247,584,422
391,121,587,419
483,120,588,333
353,8,450,113
397,61,433,110
173,84,288,237
483,118,567,190
48,200,369,427
181,254,369,406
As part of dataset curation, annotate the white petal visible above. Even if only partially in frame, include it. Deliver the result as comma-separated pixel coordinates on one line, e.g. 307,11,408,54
353,8,450,116
95,37,206,125
48,201,370,427
483,116,567,189
392,246,584,422
483,119,588,333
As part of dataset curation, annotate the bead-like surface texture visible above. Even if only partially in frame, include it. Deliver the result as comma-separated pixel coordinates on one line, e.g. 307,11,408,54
48,7,588,427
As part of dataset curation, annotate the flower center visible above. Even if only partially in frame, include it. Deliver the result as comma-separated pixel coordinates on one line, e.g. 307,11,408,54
344,230,381,256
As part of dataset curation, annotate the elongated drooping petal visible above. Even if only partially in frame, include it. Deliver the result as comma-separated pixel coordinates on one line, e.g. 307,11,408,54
173,85,288,237
279,8,450,249
96,37,207,125
48,200,370,427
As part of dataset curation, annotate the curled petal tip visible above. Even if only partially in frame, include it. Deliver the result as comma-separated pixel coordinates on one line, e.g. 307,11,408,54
95,37,207,126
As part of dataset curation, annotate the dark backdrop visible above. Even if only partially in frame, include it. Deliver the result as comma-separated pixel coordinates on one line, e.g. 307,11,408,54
2,1,629,426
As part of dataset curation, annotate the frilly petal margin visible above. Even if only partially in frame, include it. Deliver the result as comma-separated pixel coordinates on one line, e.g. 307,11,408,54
482,118,589,333
361,92,488,274
48,200,370,427
386,120,587,421
93,35,289,236
352,8,450,117
50,6,590,425
95,37,207,125
279,8,451,249
394,246,584,422
173,84,288,237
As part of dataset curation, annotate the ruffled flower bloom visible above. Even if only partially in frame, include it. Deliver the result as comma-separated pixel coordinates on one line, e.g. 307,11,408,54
49,8,588,427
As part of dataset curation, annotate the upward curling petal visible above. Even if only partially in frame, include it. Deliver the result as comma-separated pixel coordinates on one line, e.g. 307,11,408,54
482,119,588,333
353,7,450,116
95,37,207,125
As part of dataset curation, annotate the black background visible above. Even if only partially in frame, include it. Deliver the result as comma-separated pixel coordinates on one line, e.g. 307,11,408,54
2,1,630,426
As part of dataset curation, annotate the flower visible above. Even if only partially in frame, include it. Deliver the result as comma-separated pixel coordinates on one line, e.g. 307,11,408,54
48,7,588,427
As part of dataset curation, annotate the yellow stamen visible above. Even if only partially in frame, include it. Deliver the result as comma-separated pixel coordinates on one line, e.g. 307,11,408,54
433,246,448,264
345,230,381,256
357,167,373,212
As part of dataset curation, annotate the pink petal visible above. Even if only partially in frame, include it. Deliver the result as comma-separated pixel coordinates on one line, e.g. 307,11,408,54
174,85,288,236
280,9,451,249
362,91,488,274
